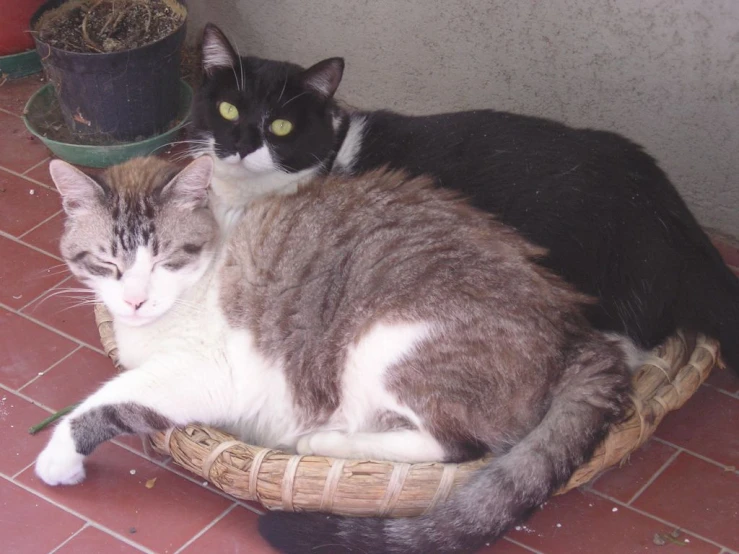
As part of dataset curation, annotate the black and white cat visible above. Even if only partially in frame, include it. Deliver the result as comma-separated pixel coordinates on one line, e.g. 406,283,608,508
191,23,739,373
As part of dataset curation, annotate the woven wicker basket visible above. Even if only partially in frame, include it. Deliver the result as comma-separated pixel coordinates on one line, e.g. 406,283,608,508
94,304,720,517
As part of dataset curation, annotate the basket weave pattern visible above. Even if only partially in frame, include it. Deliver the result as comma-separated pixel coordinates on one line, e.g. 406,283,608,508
94,304,718,517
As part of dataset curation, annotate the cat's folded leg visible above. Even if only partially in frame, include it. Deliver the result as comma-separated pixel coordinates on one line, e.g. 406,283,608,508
296,430,447,463
35,360,223,486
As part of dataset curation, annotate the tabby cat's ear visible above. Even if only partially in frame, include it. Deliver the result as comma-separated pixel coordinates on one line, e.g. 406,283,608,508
201,23,239,76
159,156,214,209
300,58,345,100
49,160,107,215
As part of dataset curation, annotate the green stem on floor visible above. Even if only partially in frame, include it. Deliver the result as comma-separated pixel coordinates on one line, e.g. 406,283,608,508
28,403,79,435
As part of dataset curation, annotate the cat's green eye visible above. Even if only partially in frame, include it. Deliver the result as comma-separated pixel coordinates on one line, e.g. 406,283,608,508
218,102,239,121
269,119,293,137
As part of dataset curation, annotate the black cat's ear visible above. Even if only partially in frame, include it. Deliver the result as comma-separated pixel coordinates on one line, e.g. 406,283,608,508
201,23,239,76
299,58,344,100
49,160,106,215
159,156,214,209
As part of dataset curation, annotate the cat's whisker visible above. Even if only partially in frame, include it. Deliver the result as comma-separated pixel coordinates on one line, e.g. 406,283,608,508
281,91,309,108
28,289,96,310
231,37,246,92
276,72,288,104
29,264,71,279
53,299,100,313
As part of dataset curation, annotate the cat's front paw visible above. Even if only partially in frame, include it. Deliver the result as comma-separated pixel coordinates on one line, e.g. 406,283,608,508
35,424,86,486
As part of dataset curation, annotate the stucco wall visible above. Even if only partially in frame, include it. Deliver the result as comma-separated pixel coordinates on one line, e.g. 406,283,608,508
186,0,739,237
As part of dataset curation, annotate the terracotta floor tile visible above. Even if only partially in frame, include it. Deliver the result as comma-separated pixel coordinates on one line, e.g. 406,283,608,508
0,390,54,476
476,538,538,553
0,478,84,553
17,442,233,553
590,440,678,503
19,211,66,257
0,235,67,308
633,453,739,551
54,526,146,554
655,386,739,467
113,434,171,463
23,156,56,187
0,109,51,173
0,168,61,236
510,490,718,554
21,277,101,347
0,74,47,115
704,367,739,396
22,347,117,411
0,308,77,389
180,505,277,554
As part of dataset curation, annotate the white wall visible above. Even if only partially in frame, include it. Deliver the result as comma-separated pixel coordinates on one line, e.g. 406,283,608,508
187,0,739,237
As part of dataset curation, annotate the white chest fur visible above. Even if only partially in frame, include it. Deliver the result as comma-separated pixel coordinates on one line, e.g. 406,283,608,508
113,277,301,447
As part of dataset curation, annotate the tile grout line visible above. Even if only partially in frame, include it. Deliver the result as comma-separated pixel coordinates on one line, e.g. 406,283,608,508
85,521,150,553
18,208,63,240
172,503,238,554
0,164,57,192
0,229,64,261
0,382,55,415
0,300,107,356
702,381,739,400
0,473,156,554
713,385,739,401
0,106,21,118
587,488,734,552
13,460,39,480
18,344,83,392
652,437,739,474
502,536,547,554
626,448,682,505
23,156,52,176
45,522,89,554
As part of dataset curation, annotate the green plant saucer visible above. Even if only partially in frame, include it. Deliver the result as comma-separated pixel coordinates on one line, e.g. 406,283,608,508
0,49,43,80
23,80,192,168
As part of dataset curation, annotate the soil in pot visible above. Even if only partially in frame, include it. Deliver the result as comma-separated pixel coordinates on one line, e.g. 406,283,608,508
31,0,187,143
35,0,185,54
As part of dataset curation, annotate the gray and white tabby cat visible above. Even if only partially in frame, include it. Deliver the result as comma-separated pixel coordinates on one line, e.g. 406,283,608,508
37,156,630,554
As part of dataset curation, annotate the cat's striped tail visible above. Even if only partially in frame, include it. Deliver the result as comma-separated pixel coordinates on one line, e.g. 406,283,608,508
258,338,631,554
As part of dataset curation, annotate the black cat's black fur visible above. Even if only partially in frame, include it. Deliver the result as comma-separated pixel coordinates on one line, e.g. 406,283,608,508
190,23,739,554
192,24,739,378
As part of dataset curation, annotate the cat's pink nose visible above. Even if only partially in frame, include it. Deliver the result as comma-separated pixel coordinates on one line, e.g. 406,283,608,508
123,296,147,310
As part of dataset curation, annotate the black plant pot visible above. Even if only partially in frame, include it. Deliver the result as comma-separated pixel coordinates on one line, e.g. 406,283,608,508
31,0,187,142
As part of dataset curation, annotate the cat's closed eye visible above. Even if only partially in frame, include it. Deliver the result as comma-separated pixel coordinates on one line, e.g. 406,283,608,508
182,243,204,255
73,251,122,279
101,261,123,280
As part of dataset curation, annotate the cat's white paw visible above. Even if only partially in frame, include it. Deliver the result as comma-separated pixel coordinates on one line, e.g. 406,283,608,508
35,424,86,486
296,431,349,457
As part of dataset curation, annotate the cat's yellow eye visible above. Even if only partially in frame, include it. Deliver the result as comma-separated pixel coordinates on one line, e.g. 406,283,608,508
269,119,293,137
218,102,239,121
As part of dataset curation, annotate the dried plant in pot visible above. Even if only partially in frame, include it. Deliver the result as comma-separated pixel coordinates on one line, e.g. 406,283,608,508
29,0,187,147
